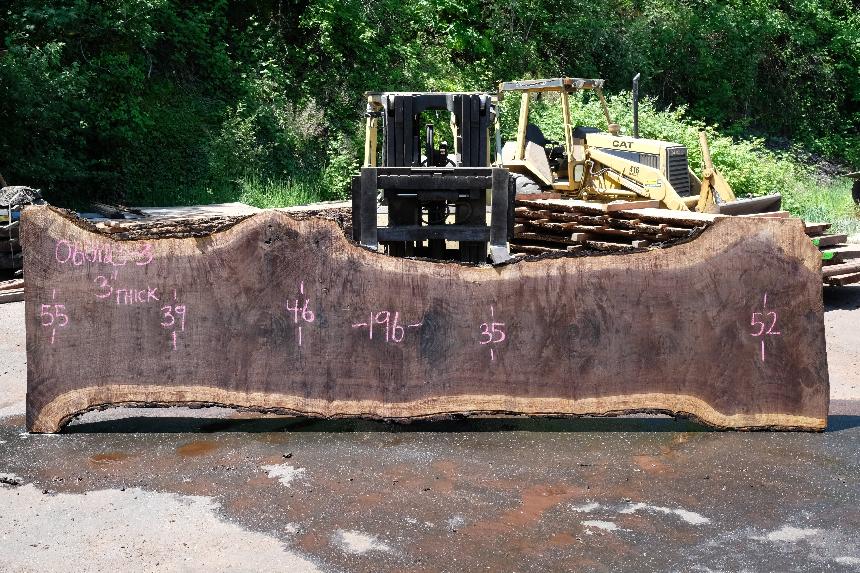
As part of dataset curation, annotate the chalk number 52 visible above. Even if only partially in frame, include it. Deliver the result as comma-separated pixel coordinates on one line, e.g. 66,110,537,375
750,311,779,336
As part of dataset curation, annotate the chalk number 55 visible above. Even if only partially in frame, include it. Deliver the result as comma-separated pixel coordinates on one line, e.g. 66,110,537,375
40,304,68,327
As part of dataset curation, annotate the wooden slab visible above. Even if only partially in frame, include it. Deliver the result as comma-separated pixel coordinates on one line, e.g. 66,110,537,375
136,202,262,220
822,260,860,278
0,278,24,291
604,200,660,212
736,210,791,219
825,272,860,287
821,245,860,263
617,207,717,225
22,206,828,432
0,288,24,304
813,234,849,247
804,222,832,236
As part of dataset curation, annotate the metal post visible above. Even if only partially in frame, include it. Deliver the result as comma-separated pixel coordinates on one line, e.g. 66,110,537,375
632,73,641,139
489,168,512,264
560,88,575,185
515,92,530,160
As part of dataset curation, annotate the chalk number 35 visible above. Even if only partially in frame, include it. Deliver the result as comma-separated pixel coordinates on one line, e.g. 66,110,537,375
479,321,506,344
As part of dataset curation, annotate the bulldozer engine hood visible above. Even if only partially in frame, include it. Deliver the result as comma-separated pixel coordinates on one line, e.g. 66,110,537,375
585,132,682,154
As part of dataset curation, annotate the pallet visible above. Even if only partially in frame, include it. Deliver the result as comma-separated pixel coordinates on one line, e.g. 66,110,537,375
22,206,828,432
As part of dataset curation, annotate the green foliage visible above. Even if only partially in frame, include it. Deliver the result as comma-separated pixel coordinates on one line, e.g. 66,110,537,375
786,178,860,236
0,0,857,220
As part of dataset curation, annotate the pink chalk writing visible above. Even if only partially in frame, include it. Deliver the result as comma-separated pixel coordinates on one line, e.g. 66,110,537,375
94,271,118,299
352,311,422,343
93,271,160,305
750,292,781,362
54,239,153,268
115,287,159,306
39,289,69,345
286,281,315,347
161,290,187,350
479,305,506,361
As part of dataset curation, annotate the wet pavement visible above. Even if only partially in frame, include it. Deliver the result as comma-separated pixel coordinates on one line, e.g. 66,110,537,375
1,287,859,573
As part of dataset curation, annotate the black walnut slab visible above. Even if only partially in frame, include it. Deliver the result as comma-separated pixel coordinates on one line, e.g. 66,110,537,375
23,206,828,432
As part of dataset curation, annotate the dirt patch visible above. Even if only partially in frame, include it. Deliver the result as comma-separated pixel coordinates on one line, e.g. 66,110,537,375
89,452,132,464
176,440,219,457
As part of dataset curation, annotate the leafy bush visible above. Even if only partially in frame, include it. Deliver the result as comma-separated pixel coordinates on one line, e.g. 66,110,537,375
0,0,857,214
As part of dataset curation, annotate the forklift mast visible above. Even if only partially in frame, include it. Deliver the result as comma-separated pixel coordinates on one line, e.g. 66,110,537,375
353,92,512,264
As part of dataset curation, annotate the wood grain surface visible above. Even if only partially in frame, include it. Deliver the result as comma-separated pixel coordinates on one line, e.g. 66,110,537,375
22,206,828,432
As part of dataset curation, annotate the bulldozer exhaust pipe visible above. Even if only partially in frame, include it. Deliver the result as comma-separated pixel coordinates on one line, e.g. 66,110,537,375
632,73,640,138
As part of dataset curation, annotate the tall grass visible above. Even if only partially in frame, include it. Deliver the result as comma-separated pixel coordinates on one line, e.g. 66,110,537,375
786,178,860,236
236,174,327,208
126,171,333,209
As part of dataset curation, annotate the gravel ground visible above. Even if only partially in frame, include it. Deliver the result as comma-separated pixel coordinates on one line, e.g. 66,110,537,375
1,287,858,573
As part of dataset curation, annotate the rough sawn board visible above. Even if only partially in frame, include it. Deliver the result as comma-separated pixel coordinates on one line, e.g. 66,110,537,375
23,206,828,432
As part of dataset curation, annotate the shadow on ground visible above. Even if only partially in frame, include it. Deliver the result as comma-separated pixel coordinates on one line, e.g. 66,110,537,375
65,414,711,434
823,284,860,311
59,412,860,434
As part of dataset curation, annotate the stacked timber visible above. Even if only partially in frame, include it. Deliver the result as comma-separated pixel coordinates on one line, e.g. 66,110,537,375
80,201,353,241
512,196,860,286
807,223,860,286
511,198,714,254
0,186,44,273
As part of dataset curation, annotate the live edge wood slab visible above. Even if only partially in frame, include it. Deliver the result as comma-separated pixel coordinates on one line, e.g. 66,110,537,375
22,205,828,433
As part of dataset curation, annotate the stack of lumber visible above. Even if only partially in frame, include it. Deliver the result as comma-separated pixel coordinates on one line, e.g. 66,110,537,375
79,201,353,240
808,223,860,286
84,202,262,239
0,278,24,304
511,198,714,254
512,196,860,286
0,186,44,272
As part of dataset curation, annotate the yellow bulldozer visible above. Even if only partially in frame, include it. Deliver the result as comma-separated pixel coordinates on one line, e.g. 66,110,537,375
497,77,782,215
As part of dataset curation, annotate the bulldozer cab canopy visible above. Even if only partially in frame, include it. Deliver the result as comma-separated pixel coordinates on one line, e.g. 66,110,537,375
498,77,605,97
